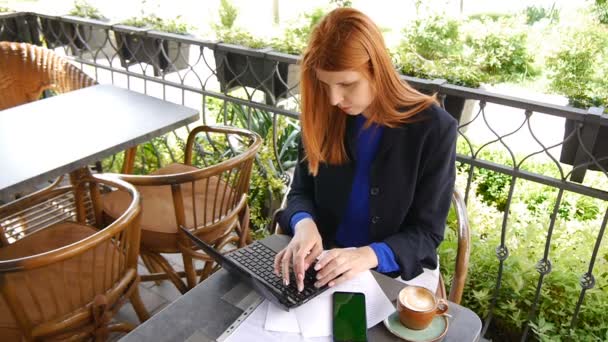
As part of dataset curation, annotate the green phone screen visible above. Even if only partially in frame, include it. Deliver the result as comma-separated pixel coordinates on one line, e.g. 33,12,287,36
332,292,367,342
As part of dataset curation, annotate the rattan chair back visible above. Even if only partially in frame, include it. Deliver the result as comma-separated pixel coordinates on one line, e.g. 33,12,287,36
0,174,148,340
103,125,262,293
0,41,96,110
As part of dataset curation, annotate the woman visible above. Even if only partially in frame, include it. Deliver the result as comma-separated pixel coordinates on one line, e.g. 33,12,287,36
273,7,457,294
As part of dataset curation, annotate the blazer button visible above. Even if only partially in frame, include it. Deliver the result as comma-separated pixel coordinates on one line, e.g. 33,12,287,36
371,216,380,224
370,187,379,196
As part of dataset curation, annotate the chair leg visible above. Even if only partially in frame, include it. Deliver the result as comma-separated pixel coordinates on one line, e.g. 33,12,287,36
182,252,197,289
129,286,150,323
141,253,162,286
198,260,216,283
146,253,189,294
238,205,252,246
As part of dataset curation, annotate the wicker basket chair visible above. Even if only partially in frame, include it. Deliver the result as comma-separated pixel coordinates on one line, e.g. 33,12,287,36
270,189,471,305
0,173,149,341
0,41,97,111
102,125,262,293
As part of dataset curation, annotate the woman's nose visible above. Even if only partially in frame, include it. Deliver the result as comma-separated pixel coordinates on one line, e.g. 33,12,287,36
328,88,343,106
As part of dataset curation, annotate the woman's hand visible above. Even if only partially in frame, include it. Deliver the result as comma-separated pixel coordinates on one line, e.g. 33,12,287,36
313,247,378,288
273,218,323,292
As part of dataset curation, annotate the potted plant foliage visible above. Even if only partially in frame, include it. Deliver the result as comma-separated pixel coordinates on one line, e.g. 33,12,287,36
64,1,113,57
40,1,109,52
265,7,327,100
0,7,41,44
212,0,288,103
114,13,192,76
546,27,608,176
208,97,300,233
396,15,486,123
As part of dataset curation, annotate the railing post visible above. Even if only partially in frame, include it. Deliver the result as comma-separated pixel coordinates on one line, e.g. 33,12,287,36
570,106,604,183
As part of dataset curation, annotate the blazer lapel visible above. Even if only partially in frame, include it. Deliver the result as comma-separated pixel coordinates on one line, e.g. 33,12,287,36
346,116,409,162
375,124,407,161
345,116,358,161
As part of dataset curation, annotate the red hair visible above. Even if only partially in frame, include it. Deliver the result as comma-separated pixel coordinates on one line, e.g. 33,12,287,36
300,8,435,175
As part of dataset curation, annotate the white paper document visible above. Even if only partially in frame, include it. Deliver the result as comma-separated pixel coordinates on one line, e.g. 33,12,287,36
225,270,396,341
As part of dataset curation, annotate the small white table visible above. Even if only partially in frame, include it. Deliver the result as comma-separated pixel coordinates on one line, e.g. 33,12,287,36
0,84,199,198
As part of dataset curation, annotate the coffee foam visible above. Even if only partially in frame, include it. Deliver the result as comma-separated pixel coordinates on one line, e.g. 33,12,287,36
400,287,435,311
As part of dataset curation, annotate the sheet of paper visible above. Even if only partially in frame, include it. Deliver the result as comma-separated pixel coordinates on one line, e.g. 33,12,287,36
264,301,300,333
226,301,332,342
264,270,396,338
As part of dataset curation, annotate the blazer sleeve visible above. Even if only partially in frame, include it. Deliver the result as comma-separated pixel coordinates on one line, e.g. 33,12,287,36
278,140,317,232
384,116,457,280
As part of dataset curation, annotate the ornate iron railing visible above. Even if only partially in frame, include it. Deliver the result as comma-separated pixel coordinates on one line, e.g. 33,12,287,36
2,11,607,340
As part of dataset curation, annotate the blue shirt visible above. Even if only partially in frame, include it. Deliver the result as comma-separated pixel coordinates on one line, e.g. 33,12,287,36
290,115,400,273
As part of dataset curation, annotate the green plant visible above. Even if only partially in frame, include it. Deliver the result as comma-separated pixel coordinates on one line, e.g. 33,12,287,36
464,17,539,83
121,0,191,34
468,12,515,22
395,15,488,88
546,27,608,111
218,0,237,29
68,0,106,20
397,54,486,88
593,0,608,24
402,16,462,60
444,140,608,340
207,98,300,233
524,4,559,25
213,0,268,49
270,7,325,55
329,0,352,7
122,14,191,34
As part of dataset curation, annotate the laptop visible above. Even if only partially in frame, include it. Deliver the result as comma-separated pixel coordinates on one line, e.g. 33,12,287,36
180,227,329,311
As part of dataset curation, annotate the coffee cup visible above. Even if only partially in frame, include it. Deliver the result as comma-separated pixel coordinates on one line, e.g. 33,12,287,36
396,285,448,330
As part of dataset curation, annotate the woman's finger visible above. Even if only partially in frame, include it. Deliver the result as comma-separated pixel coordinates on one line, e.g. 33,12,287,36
305,243,323,267
314,249,338,270
274,249,285,276
315,261,350,288
281,248,293,286
327,270,356,288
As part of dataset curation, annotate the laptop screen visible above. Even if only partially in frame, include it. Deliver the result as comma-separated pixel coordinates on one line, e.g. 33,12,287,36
179,226,290,309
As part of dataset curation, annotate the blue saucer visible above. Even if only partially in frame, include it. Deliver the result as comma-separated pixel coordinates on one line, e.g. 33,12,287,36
383,311,448,342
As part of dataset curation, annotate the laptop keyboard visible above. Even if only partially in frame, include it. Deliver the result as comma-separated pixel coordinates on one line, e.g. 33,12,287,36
229,242,325,306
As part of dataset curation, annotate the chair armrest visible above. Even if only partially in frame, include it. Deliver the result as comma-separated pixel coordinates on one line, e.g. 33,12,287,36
270,208,287,235
449,189,471,304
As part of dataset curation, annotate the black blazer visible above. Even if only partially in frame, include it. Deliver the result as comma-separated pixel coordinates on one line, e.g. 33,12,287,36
278,104,457,280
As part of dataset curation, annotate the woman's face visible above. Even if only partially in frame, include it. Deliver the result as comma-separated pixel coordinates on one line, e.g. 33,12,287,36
315,69,374,117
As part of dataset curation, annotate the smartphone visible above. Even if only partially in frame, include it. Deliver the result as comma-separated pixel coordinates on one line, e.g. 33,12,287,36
332,291,367,342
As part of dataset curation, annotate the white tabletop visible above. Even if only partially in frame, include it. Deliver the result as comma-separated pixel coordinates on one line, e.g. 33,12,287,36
0,84,199,197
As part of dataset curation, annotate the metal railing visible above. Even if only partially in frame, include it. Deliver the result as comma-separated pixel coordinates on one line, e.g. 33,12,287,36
2,11,608,341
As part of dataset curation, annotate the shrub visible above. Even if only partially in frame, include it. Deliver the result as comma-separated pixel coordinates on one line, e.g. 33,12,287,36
207,98,300,233
395,15,487,88
524,4,560,25
464,17,539,83
546,27,608,111
122,15,191,34
401,16,462,60
270,8,325,55
68,0,106,20
593,0,608,24
213,0,268,48
442,141,608,341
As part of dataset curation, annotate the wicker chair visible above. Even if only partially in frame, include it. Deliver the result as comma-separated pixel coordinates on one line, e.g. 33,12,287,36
0,41,97,111
270,189,471,305
0,173,149,341
102,125,262,293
